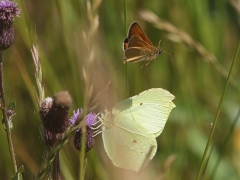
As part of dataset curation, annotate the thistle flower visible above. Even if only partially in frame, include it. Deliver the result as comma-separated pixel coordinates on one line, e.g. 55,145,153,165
0,0,20,51
69,108,81,126
71,109,97,152
40,91,73,134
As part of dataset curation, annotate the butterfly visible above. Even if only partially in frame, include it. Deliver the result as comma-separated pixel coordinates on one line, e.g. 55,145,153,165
99,88,175,171
123,21,172,66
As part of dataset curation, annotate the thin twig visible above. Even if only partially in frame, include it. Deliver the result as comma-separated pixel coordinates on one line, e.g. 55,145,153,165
195,40,240,180
0,51,17,173
208,108,240,180
123,0,129,98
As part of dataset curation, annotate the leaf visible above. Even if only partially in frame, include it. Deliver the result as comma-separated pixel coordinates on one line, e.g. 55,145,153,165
12,165,24,180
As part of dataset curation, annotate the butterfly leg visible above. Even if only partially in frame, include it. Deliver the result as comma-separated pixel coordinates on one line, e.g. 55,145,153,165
141,60,151,68
123,57,127,64
141,62,145,68
145,60,151,66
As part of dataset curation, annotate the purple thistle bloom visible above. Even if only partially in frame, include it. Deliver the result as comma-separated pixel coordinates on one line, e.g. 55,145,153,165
72,109,97,152
0,1,20,25
69,108,82,126
0,0,20,51
86,112,97,126
70,109,97,127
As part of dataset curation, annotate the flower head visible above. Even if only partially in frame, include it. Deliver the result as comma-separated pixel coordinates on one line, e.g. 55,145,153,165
0,0,20,51
72,110,97,152
86,112,97,126
6,109,14,117
69,108,82,126
40,91,73,134
73,126,95,152
0,1,20,25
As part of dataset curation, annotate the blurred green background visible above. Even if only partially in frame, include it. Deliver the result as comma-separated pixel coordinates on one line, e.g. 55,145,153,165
1,0,240,179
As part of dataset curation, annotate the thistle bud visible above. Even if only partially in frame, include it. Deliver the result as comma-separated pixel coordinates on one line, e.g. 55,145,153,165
40,91,72,134
74,126,95,152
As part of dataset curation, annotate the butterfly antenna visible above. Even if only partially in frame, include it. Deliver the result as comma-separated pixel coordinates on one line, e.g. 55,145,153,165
92,129,103,137
158,40,162,49
158,40,174,55
162,50,174,55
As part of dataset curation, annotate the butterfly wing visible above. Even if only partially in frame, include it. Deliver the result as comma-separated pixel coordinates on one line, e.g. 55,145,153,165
124,36,158,62
102,114,157,172
124,47,150,62
128,35,157,50
123,38,129,50
112,88,175,137
127,22,154,46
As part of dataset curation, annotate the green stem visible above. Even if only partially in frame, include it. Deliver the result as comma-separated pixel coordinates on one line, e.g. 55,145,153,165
0,52,17,174
123,0,129,98
208,108,240,180
79,118,86,180
53,151,61,180
196,41,240,180
123,0,127,34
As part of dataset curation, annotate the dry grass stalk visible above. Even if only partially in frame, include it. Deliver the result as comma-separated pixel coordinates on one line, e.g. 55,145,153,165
139,10,236,86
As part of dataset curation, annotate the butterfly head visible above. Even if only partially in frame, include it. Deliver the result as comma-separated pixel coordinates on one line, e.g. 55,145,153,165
157,49,162,55
97,110,115,131
157,40,174,56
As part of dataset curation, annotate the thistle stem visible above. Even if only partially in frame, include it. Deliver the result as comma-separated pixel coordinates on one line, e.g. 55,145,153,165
0,51,17,173
53,151,61,180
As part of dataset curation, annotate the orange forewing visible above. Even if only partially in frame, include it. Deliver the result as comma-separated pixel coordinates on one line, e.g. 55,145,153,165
127,22,153,46
124,36,158,63
128,36,157,52
123,21,171,64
